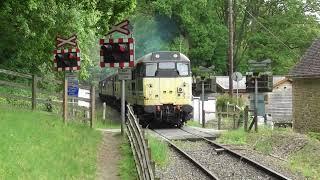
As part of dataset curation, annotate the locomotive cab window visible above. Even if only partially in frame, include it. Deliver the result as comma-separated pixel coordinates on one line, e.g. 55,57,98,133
177,63,189,76
145,63,157,77
159,62,175,69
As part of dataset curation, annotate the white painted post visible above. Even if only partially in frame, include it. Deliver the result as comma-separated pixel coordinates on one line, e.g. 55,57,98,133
103,102,106,121
236,81,239,105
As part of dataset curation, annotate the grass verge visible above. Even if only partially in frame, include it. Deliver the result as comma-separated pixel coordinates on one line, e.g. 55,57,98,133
217,127,320,179
148,135,169,168
185,120,202,128
119,137,138,180
95,119,121,129
0,105,102,179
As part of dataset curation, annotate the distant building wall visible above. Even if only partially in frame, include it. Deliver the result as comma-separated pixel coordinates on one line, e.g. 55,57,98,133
266,81,292,122
292,78,320,133
192,97,216,123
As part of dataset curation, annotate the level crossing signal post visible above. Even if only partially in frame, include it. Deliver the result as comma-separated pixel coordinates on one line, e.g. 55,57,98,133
246,59,272,132
100,20,134,135
53,34,81,124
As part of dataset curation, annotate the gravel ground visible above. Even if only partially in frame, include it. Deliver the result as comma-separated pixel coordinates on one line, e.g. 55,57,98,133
223,144,305,180
174,141,279,180
155,148,212,180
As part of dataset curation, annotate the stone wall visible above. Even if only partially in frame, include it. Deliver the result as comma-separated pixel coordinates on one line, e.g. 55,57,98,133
292,78,320,133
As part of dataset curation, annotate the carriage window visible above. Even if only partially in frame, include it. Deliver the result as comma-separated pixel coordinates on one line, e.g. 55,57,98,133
159,62,175,69
145,63,157,77
177,63,189,76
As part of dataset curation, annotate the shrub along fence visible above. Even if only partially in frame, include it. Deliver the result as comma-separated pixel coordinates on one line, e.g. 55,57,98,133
126,104,155,180
209,103,242,130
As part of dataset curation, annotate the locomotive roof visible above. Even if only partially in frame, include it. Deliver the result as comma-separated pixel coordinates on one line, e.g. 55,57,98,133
136,51,190,63
99,51,190,82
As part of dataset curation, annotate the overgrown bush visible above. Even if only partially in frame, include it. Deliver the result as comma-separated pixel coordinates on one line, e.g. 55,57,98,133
216,94,244,111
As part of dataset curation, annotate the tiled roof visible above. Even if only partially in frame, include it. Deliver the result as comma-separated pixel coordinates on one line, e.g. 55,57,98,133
288,38,320,77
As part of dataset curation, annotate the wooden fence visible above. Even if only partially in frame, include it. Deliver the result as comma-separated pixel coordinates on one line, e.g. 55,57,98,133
0,68,95,127
216,111,241,130
126,104,155,180
0,68,38,109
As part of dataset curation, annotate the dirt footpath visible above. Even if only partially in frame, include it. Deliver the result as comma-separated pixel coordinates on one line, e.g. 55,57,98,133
97,131,122,180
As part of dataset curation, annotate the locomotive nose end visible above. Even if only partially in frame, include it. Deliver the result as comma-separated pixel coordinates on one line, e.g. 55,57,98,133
181,105,193,113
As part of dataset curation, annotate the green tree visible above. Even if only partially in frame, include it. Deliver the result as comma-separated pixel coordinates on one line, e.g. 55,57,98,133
0,0,136,84
148,0,320,75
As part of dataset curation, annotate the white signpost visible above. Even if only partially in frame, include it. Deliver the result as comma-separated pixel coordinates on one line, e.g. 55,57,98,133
118,68,132,80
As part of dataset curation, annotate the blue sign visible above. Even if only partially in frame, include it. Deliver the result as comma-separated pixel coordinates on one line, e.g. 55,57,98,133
67,74,79,97
68,85,79,97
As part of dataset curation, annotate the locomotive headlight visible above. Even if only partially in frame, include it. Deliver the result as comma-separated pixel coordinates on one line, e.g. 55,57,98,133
177,87,183,93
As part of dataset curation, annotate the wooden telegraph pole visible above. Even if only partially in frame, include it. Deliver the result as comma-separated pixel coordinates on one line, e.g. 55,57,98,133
228,0,234,96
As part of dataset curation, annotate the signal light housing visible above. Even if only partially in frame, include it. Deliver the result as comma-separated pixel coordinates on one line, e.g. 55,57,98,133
53,48,80,71
99,38,134,68
246,74,273,92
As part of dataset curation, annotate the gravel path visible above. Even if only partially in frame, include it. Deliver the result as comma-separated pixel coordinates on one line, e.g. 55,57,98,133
156,149,212,180
174,141,278,180
96,132,122,180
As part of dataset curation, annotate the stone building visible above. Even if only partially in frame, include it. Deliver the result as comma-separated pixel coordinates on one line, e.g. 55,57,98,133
288,38,320,133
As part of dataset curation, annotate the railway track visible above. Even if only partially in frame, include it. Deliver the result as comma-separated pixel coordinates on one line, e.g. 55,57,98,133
151,128,291,180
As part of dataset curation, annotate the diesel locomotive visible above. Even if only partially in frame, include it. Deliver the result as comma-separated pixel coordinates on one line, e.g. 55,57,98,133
99,51,193,127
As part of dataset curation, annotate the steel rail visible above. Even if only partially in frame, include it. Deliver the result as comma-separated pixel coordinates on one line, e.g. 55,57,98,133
151,130,220,180
180,128,291,180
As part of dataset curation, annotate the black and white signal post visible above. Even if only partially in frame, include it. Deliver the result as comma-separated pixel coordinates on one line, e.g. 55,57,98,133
53,34,81,123
100,20,134,135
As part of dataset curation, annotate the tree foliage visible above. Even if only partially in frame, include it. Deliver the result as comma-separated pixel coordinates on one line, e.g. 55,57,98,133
0,0,136,80
147,0,320,75
1,0,319,84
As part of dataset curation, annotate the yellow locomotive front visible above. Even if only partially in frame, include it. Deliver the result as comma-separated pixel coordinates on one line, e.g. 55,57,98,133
130,51,193,127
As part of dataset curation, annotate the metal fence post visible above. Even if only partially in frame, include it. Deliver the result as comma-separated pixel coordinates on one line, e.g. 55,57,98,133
254,109,258,132
201,80,205,128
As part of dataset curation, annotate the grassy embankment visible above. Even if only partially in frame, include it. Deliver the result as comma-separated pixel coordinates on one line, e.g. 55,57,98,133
119,137,138,180
119,133,169,180
217,127,320,179
0,105,102,179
